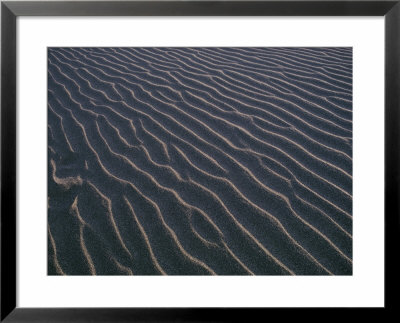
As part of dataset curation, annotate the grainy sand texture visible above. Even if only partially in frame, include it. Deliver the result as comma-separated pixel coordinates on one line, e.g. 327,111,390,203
48,47,352,275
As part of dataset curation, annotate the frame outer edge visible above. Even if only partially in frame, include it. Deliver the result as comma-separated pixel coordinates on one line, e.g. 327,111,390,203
385,0,400,311
1,2,17,322
0,0,399,321
2,1,399,16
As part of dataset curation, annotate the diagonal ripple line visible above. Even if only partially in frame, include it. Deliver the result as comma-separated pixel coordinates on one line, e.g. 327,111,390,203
48,47,353,275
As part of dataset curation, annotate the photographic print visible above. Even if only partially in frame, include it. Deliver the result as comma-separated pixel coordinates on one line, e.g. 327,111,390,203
47,47,352,275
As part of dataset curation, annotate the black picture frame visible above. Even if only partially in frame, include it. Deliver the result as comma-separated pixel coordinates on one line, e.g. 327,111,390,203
1,0,399,321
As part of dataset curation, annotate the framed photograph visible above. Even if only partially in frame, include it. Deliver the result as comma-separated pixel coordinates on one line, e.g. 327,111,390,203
1,0,398,321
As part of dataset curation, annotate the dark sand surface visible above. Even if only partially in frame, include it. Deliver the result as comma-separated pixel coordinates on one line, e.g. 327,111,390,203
48,47,352,275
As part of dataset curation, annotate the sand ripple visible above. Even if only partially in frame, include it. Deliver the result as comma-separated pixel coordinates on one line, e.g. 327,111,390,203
48,47,352,275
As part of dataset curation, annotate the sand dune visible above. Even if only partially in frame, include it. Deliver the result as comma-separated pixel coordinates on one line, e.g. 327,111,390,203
48,47,352,275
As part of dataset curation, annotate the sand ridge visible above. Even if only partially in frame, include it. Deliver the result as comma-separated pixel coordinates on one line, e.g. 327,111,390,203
48,47,352,275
